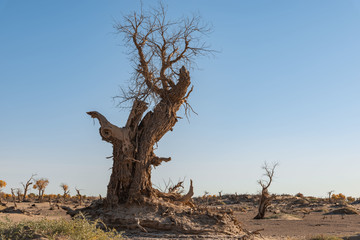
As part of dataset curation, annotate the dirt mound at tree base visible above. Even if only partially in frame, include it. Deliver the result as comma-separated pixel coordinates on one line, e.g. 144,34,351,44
74,199,247,237
325,207,358,215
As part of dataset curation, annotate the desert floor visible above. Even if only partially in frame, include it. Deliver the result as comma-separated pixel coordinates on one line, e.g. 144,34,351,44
1,195,360,240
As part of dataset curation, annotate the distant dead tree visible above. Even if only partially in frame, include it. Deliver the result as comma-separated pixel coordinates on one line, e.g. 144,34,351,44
60,183,70,201
21,174,36,201
254,162,279,219
327,190,335,203
15,188,22,202
75,188,83,206
10,188,17,208
33,178,49,202
87,3,212,207
203,191,209,199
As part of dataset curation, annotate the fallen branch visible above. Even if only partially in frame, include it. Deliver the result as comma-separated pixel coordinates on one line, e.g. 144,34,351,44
136,218,148,233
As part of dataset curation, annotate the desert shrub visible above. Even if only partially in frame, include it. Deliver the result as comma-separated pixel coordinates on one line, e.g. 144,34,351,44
295,192,304,198
0,180,6,202
60,183,70,199
4,194,12,200
0,180,6,189
28,193,36,200
0,214,123,239
346,196,355,202
331,193,346,202
47,194,57,199
33,178,49,201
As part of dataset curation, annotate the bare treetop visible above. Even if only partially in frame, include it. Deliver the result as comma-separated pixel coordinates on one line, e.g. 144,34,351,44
115,3,213,106
258,162,279,190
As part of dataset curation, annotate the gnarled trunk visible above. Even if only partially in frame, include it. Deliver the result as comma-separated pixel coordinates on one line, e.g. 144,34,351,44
88,67,191,207
254,188,272,219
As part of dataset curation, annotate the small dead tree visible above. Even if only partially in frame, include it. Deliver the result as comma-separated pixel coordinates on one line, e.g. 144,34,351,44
327,190,335,203
33,178,49,202
254,162,278,219
10,188,17,208
16,188,22,202
75,188,83,206
60,183,70,201
21,174,36,202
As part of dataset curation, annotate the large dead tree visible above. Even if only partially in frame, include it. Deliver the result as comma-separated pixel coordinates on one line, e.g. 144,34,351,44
254,162,278,219
88,5,211,207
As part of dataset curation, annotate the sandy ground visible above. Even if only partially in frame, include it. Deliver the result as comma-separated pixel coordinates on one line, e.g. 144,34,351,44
236,207,360,239
1,197,360,240
0,202,72,222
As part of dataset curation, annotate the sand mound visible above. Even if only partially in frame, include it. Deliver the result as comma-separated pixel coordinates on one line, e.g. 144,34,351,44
326,207,358,215
76,199,247,237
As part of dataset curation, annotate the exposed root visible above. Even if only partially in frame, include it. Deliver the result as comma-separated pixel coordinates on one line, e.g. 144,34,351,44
76,197,245,237
243,228,264,239
154,179,194,205
136,218,148,233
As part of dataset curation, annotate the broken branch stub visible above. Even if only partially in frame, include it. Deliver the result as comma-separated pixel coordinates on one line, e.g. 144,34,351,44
155,179,194,205
87,111,128,142
178,179,194,203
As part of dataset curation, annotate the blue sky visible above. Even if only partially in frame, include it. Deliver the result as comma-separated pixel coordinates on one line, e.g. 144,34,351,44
1,0,360,198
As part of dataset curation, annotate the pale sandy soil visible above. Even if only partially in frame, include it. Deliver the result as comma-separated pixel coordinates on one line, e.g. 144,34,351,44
0,202,72,223
236,207,360,240
1,197,360,240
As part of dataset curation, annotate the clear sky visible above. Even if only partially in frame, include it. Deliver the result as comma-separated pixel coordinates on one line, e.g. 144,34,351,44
1,0,360,198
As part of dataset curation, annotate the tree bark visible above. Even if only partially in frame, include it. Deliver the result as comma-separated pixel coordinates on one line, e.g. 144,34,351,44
23,187,29,201
254,188,272,219
88,67,192,207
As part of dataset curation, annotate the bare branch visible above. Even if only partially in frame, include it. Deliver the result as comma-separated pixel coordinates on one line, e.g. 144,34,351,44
125,99,148,136
114,3,213,108
87,111,129,144
259,162,279,190
21,173,36,201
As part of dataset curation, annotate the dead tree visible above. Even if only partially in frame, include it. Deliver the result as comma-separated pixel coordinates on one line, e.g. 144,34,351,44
15,188,22,202
60,183,70,201
88,4,212,207
10,188,17,208
21,174,36,202
327,190,334,203
254,162,278,219
75,188,83,206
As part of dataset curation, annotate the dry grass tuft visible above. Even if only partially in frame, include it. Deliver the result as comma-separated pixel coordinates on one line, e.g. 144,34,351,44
0,213,123,240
